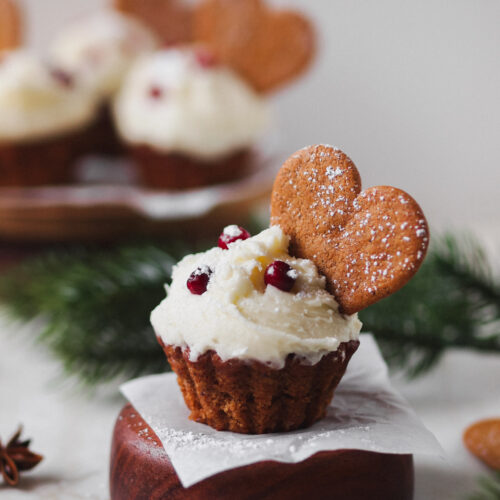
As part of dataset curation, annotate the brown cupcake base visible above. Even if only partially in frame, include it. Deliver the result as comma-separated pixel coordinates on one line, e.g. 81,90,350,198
0,131,83,187
130,146,251,190
84,104,125,157
160,339,359,434
110,403,414,500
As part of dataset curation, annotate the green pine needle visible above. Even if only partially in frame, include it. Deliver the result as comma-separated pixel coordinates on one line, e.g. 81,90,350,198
0,243,191,384
467,472,500,500
0,232,499,385
359,233,500,378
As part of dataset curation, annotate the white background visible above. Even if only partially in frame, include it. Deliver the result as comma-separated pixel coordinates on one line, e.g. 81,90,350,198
19,0,500,233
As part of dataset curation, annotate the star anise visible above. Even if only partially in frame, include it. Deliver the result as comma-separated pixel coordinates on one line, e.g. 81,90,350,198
0,426,43,487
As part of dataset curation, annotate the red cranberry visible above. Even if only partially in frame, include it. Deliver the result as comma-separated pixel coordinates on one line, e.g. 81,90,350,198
187,266,212,295
218,225,251,249
195,48,218,69
148,85,164,99
50,68,74,89
264,261,297,292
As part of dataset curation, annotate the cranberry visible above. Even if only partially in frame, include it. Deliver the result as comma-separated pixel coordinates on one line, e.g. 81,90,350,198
50,68,74,89
148,85,164,99
218,225,251,249
187,266,212,295
195,48,218,69
264,261,297,292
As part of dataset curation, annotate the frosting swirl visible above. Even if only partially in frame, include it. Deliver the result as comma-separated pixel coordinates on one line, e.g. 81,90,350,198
151,226,362,368
49,10,157,98
0,50,98,142
113,47,270,160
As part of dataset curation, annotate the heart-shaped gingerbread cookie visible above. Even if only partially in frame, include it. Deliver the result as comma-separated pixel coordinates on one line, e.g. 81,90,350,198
271,145,429,315
193,0,315,93
114,0,192,45
0,0,21,52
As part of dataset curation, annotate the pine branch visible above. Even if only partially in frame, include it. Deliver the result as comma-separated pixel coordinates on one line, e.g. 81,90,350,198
359,233,500,377
0,231,499,385
436,234,500,308
467,472,500,500
0,243,192,384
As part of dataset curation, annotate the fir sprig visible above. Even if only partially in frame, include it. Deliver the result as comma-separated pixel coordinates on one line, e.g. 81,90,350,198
0,243,191,384
467,472,500,500
0,232,499,385
360,233,500,377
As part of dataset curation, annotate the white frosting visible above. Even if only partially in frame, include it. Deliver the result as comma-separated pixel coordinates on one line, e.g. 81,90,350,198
0,51,98,142
113,48,270,160
49,10,157,98
151,226,362,367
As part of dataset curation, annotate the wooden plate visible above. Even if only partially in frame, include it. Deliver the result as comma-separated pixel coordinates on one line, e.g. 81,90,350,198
0,156,276,242
110,403,414,500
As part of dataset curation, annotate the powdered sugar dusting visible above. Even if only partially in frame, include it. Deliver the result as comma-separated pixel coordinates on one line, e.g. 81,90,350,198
280,145,360,235
223,224,244,238
193,265,211,276
273,145,429,311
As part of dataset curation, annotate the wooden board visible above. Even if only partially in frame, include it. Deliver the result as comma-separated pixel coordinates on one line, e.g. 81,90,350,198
110,404,414,500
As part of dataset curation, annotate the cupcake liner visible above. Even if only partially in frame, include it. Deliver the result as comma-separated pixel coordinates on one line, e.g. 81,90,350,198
159,338,360,434
0,130,84,186
130,146,251,190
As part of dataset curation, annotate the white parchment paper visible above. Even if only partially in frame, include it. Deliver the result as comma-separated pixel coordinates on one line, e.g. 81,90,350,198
121,334,444,488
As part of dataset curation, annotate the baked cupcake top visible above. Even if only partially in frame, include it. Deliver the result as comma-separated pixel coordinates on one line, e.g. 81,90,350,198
113,47,270,161
0,50,98,142
151,225,361,368
49,10,157,99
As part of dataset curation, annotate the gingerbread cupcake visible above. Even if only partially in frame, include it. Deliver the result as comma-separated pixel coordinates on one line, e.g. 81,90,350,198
152,224,361,433
113,46,269,189
151,145,429,435
49,10,157,155
0,50,98,186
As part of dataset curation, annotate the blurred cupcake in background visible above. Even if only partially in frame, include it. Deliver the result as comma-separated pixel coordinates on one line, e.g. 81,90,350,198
113,46,270,190
49,10,158,156
0,50,98,186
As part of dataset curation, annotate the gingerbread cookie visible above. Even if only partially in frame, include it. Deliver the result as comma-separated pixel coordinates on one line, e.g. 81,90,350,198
114,0,192,45
271,145,429,315
0,0,21,52
464,419,500,470
193,0,315,93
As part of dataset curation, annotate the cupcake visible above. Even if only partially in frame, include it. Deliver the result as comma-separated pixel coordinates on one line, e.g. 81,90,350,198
0,50,98,186
49,10,158,155
151,225,362,434
151,144,430,435
113,46,270,189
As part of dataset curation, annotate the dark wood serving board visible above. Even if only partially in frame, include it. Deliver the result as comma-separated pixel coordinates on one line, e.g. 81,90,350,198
110,404,414,500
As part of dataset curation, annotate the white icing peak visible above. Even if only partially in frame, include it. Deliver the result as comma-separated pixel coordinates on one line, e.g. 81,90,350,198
49,10,157,98
113,47,270,160
0,50,98,142
151,226,361,367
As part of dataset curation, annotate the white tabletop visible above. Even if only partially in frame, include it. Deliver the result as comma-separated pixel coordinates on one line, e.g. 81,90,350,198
1,315,498,499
